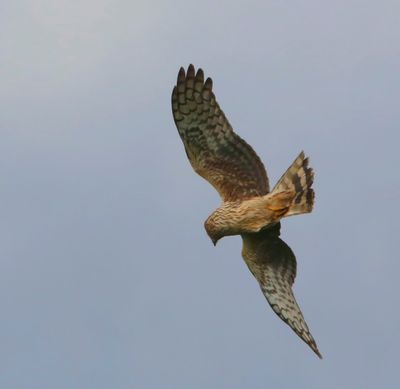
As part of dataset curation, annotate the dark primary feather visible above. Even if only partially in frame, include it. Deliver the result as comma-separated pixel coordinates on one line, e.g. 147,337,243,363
171,64,269,201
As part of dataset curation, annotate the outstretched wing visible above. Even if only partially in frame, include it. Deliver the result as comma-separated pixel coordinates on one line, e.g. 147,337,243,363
172,64,269,202
242,225,322,358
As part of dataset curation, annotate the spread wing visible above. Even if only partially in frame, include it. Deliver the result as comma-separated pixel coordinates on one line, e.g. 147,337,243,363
172,64,269,202
242,226,322,358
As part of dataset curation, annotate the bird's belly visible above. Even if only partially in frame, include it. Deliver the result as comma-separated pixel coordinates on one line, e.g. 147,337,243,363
215,199,277,237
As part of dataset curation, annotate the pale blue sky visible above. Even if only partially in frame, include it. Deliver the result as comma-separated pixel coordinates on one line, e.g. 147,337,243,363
1,1,399,388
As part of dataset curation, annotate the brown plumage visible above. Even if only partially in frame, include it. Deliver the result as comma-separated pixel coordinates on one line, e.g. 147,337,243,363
171,65,321,359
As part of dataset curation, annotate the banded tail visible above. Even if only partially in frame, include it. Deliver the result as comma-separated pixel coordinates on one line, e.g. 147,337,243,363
268,152,315,218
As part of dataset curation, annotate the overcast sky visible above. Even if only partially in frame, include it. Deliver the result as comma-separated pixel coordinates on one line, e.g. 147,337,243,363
1,1,399,388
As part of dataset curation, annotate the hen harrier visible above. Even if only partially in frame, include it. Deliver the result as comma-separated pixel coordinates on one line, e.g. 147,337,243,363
171,65,321,358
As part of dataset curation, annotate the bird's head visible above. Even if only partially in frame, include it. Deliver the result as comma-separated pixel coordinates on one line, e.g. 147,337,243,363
204,217,223,246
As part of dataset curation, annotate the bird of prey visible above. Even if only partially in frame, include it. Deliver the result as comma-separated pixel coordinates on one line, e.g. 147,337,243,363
171,64,321,358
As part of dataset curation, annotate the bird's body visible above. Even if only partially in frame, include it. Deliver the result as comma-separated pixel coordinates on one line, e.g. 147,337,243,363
171,65,321,358
205,152,314,242
204,194,291,240
205,197,279,239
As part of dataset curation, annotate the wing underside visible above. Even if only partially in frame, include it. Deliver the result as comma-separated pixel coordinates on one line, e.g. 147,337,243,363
172,64,269,201
242,227,322,358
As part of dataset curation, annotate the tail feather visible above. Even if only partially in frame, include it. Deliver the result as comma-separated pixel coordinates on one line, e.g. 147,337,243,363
271,151,315,217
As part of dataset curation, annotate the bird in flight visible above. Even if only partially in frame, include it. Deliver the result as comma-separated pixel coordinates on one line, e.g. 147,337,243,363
171,65,321,358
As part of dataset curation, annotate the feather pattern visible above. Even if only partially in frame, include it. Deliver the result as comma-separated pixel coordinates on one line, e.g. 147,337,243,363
172,64,269,201
242,227,322,358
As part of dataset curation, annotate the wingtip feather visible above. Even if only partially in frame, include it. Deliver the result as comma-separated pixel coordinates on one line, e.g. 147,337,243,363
195,68,204,83
204,77,213,90
178,67,185,83
187,64,195,77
